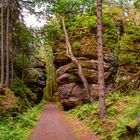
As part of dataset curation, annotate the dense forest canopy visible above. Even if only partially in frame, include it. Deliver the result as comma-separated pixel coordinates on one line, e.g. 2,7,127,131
0,0,140,140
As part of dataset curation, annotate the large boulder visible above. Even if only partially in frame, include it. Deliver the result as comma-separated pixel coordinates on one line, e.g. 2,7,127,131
59,83,89,110
54,37,117,109
59,83,102,110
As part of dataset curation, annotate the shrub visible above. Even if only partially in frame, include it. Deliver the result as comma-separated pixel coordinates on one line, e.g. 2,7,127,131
0,88,20,117
112,95,140,139
10,78,37,110
68,103,99,120
68,92,140,139
0,100,45,140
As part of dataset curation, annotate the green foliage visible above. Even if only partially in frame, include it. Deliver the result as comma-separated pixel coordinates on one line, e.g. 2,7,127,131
14,54,35,75
119,25,140,65
69,103,99,120
23,68,42,83
41,18,59,101
103,15,114,26
44,19,63,44
112,95,140,139
72,41,81,51
103,25,120,54
106,92,121,104
10,78,37,110
0,100,45,140
68,92,140,139
107,107,118,116
13,23,35,75
51,92,60,102
120,53,137,65
12,19,37,82
51,0,90,16
134,0,140,8
68,102,104,134
68,14,96,33
0,88,20,117
43,44,57,100
15,23,34,48
88,120,103,134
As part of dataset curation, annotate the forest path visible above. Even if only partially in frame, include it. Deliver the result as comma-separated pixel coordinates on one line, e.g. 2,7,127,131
28,102,99,140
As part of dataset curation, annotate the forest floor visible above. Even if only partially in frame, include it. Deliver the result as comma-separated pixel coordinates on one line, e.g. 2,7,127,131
28,102,99,140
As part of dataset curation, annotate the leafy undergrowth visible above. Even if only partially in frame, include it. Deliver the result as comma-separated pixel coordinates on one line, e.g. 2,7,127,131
68,91,140,140
0,100,45,140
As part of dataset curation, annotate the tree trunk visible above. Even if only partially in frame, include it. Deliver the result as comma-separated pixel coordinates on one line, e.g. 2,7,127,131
10,28,14,85
11,44,14,85
62,17,93,103
5,1,10,86
97,0,106,119
22,52,25,80
1,0,4,87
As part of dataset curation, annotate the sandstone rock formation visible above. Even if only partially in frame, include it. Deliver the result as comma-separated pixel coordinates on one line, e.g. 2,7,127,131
54,37,117,110
24,61,46,103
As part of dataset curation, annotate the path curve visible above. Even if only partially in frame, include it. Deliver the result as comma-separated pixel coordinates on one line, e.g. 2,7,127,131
29,102,99,140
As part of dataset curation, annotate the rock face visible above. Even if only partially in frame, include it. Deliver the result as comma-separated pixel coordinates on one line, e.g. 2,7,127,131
54,37,117,110
59,83,88,110
24,61,46,103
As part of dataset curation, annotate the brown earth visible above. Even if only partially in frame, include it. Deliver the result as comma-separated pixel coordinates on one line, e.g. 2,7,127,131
29,102,99,140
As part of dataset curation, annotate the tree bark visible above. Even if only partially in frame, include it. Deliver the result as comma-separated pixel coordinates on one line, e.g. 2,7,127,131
10,27,14,85
11,44,14,85
5,1,10,86
22,52,25,80
1,0,4,87
97,0,106,119
62,17,93,103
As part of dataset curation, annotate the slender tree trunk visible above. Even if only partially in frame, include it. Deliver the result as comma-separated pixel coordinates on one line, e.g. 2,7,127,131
5,1,10,86
1,0,4,87
10,27,14,85
11,43,14,85
22,52,25,80
97,0,106,119
62,17,93,103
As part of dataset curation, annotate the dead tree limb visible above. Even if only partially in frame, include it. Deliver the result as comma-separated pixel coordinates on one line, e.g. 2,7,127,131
62,17,94,103
110,70,140,93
